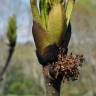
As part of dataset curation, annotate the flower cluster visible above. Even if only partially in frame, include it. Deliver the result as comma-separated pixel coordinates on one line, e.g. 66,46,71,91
48,48,85,81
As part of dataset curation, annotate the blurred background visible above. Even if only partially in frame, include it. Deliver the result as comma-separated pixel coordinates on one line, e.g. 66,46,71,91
0,0,96,96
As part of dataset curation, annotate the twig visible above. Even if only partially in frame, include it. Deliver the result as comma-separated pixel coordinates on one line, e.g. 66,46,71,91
0,46,15,81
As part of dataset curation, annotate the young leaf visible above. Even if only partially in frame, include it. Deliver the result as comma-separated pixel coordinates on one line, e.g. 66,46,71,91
66,0,75,26
7,15,17,47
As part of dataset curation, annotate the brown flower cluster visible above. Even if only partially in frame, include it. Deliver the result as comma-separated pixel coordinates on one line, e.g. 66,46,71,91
48,48,85,81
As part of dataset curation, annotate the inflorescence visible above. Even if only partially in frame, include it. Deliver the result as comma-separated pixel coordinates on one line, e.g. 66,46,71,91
48,48,85,81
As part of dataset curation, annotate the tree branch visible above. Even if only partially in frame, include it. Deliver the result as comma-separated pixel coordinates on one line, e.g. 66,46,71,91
0,46,15,81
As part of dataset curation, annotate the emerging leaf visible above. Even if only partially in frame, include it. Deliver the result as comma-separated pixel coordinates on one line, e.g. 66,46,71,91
47,3,66,45
30,0,75,65
7,15,17,47
66,0,75,26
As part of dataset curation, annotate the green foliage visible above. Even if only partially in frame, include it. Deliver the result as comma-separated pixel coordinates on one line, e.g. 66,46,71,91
47,4,66,44
30,0,41,24
30,0,75,29
65,0,75,26
7,15,17,46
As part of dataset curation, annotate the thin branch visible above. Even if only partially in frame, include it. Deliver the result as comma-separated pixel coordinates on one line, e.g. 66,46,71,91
0,15,17,81
0,46,15,81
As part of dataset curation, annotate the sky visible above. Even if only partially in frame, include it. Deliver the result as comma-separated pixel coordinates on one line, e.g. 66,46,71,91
0,0,34,43
21,0,30,6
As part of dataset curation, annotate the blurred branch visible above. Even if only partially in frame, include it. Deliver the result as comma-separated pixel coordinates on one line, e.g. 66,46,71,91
0,15,17,81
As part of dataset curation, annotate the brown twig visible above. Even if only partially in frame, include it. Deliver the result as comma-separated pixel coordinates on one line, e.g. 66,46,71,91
0,45,15,81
